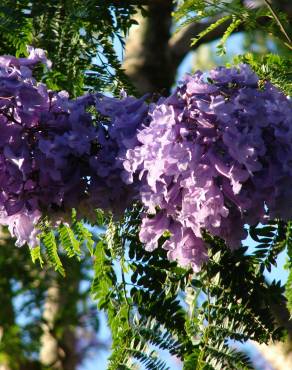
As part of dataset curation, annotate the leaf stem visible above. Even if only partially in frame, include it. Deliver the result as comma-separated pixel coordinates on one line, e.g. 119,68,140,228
263,0,292,46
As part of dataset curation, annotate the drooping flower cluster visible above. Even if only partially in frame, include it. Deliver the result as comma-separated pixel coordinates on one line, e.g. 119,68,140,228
0,48,147,247
123,64,292,271
1,48,292,272
87,92,148,217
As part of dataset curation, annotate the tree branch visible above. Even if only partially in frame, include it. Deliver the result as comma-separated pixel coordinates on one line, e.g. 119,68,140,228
168,18,235,72
169,0,292,72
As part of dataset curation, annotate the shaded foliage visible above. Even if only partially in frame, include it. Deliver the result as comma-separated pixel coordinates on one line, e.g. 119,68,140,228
0,0,140,95
37,205,288,369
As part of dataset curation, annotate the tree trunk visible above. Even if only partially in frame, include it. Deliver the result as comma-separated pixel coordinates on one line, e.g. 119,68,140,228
40,270,80,370
0,229,18,370
123,1,174,95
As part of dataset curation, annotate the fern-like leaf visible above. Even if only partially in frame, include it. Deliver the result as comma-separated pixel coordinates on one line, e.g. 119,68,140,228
30,245,44,266
217,17,242,55
58,223,81,259
71,211,95,255
191,16,231,47
42,230,65,276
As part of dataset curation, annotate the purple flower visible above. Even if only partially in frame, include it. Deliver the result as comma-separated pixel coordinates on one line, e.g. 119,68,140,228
123,64,292,271
0,48,148,246
0,209,41,247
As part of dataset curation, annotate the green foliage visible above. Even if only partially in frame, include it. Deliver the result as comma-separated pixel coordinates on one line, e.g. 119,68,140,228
31,209,98,276
42,228,65,276
190,15,231,47
0,1,291,369
174,0,292,53
59,223,82,259
248,220,292,317
27,205,289,369
91,236,132,368
249,221,287,272
71,209,96,255
0,0,140,95
233,53,292,96
87,207,187,369
85,206,285,369
30,246,43,266
217,17,242,55
178,231,283,370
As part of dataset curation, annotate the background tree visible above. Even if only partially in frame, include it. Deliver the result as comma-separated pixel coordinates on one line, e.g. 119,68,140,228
0,1,291,369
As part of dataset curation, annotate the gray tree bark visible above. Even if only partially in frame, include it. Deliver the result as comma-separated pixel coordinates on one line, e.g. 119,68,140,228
123,0,174,96
39,268,80,370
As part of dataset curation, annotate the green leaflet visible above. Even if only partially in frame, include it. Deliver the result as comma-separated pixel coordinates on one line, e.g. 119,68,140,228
204,344,252,370
42,229,65,276
71,218,95,256
191,16,231,47
29,246,43,266
58,224,81,259
249,221,287,273
217,18,242,55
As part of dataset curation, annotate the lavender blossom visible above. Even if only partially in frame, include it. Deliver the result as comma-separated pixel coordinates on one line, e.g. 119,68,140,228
0,48,147,246
123,64,292,270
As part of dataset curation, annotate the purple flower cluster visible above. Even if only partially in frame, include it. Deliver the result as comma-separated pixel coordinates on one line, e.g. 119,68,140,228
2,48,292,273
123,64,292,271
0,48,147,247
87,92,148,217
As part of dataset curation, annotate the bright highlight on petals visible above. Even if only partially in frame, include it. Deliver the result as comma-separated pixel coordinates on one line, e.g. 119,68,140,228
1,49,291,273
0,47,147,247
123,64,292,271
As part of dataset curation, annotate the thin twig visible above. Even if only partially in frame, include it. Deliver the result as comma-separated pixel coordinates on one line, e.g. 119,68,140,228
263,0,292,46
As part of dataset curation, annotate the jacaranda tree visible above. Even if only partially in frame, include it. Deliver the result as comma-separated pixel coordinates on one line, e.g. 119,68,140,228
0,1,292,369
